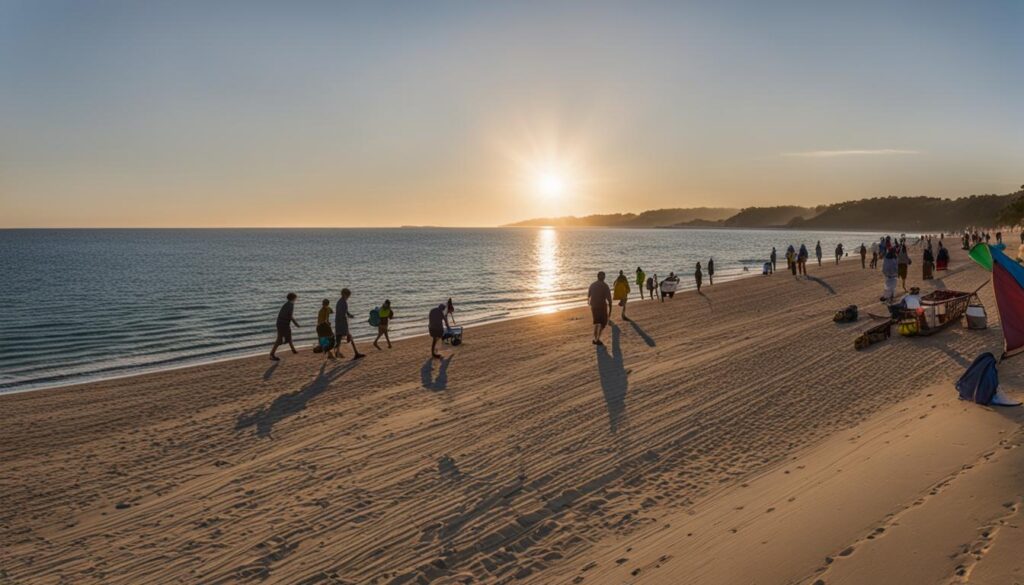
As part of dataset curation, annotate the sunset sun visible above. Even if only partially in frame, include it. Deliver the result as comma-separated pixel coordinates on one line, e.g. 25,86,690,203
537,171,567,199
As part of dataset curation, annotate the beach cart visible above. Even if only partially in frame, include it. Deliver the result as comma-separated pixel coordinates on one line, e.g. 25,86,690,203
897,287,985,337
442,326,463,346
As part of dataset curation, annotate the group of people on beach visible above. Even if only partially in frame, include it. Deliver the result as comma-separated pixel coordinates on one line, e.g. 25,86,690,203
269,292,457,361
270,228,1010,358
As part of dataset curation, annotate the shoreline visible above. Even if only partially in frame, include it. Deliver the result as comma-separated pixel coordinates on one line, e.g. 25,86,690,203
3,268,771,396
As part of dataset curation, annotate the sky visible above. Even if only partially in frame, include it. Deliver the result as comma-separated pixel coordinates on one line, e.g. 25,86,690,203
1,0,1022,227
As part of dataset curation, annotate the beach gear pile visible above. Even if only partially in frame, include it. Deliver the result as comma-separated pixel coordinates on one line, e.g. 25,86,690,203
955,352,1021,406
854,321,891,350
833,305,859,323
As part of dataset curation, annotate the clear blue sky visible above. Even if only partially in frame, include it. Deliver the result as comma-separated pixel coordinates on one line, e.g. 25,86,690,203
1,0,1021,226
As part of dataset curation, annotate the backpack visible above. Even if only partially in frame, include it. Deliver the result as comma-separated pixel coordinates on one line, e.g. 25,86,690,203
368,307,381,327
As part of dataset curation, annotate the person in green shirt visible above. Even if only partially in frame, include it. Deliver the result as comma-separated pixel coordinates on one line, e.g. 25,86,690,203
635,266,646,300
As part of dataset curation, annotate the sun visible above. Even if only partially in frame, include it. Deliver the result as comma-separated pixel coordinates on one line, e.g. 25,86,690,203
537,172,566,198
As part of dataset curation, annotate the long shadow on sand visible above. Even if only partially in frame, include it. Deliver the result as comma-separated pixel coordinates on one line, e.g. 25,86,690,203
421,355,453,391
804,275,836,295
596,324,627,434
628,320,656,347
263,362,279,381
236,362,356,438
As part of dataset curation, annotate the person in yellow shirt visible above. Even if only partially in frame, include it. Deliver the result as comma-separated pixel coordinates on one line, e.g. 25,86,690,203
613,270,631,321
317,299,333,324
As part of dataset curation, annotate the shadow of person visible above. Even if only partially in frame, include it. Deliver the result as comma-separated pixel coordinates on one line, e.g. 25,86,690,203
595,324,628,434
236,362,355,438
805,275,836,295
262,362,279,381
421,355,453,391
628,320,656,347
697,291,713,311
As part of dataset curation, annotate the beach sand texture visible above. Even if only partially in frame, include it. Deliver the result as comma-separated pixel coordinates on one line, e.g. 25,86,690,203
2,246,1022,584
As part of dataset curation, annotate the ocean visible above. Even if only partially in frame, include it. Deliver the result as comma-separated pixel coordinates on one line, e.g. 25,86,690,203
0,227,884,392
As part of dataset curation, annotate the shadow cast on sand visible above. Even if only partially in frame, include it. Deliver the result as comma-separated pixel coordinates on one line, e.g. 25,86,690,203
237,362,356,438
596,324,628,434
628,320,656,347
697,291,713,310
262,362,279,381
421,355,453,391
804,275,836,295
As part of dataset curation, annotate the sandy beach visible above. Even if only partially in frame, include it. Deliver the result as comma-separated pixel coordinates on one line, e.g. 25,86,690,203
3,245,1022,585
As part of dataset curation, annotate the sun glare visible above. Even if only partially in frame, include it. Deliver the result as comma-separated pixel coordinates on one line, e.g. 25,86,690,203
537,172,566,198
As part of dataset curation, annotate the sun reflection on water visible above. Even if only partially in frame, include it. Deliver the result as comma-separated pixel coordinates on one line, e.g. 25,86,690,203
534,228,560,313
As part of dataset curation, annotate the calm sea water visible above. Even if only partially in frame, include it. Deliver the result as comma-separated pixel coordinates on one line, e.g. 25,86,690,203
0,228,882,392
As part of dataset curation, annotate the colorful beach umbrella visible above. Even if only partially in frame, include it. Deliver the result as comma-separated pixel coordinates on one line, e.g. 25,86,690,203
968,243,993,271
969,244,1024,358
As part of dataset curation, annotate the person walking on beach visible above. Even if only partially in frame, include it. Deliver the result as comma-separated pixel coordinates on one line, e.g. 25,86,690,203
647,273,656,301
707,258,715,285
897,245,912,291
834,243,844,265
613,270,631,321
815,241,823,267
770,247,777,272
695,262,703,293
859,243,867,269
635,266,646,300
335,288,365,360
270,292,300,361
881,249,899,302
588,272,612,345
797,244,809,276
317,298,333,325
429,303,450,359
316,299,335,358
922,246,935,280
373,299,394,350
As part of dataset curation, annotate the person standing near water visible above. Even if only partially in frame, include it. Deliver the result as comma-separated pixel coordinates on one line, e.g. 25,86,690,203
635,266,646,300
707,258,715,285
647,273,656,301
270,292,300,361
446,297,456,325
771,247,777,272
373,300,394,350
588,272,612,346
335,288,365,360
429,303,449,359
815,241,823,267
859,243,867,269
695,262,703,293
834,243,844,265
797,244,809,276
613,270,631,321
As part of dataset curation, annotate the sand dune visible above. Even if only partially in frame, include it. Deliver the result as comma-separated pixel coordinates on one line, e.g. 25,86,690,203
2,246,1022,584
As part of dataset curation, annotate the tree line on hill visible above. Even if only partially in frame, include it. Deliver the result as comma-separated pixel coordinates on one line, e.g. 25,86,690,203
506,187,1024,231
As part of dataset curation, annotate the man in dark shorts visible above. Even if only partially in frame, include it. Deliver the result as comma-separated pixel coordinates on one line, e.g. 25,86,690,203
335,288,365,360
270,292,300,361
428,303,449,359
587,271,612,346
